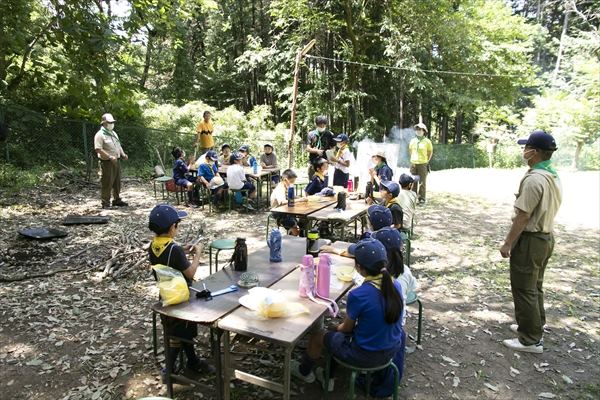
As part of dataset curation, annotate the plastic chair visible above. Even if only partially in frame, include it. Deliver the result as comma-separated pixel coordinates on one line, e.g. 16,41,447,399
406,291,423,344
324,355,399,400
209,238,236,274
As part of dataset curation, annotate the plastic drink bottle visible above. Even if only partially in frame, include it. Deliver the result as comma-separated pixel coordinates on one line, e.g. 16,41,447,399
268,229,282,262
347,179,354,192
299,255,315,298
316,254,331,298
233,238,248,271
287,186,295,207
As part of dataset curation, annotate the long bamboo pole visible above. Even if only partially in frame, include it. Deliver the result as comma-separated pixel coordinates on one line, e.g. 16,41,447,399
287,39,316,168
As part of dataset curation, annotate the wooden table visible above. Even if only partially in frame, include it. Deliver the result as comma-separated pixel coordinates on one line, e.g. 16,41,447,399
218,166,280,209
270,198,337,217
218,249,356,400
306,199,369,241
152,236,311,399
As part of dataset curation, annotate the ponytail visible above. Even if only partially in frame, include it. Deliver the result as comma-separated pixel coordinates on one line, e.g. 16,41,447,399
380,267,403,324
386,247,404,279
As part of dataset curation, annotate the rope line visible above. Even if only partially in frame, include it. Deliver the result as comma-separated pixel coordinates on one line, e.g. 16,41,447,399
305,54,522,78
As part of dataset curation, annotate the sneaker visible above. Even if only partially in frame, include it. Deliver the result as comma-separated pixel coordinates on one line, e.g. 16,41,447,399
502,338,543,354
112,199,129,207
290,360,315,383
315,366,334,392
510,324,546,340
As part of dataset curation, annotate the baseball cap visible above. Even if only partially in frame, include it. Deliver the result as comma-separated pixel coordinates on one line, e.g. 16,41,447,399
372,227,403,251
380,181,400,197
206,150,218,161
372,150,387,160
149,204,188,231
367,205,393,230
101,113,116,123
399,173,414,186
221,143,231,151
348,238,388,272
264,143,273,149
334,134,349,142
517,130,558,151
239,145,250,152
231,151,244,161
414,122,427,132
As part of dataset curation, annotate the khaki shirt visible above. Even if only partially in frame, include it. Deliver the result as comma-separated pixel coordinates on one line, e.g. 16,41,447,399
94,128,124,160
513,169,562,233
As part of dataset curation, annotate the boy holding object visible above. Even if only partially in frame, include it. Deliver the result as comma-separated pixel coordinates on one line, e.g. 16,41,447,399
270,169,307,235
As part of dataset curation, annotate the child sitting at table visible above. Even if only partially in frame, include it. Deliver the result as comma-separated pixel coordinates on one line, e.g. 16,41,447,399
291,238,405,393
147,204,215,378
380,180,404,230
238,144,257,168
260,143,280,184
304,157,329,195
197,150,227,205
270,168,307,235
219,143,232,166
365,151,393,203
227,151,256,208
172,147,199,207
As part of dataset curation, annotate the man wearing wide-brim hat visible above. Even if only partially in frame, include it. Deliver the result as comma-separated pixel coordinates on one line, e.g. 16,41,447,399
500,130,562,354
408,123,433,205
94,113,129,209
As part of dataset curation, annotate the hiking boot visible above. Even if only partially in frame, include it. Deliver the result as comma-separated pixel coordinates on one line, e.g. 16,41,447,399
315,366,334,392
112,199,129,207
502,338,543,354
290,360,315,383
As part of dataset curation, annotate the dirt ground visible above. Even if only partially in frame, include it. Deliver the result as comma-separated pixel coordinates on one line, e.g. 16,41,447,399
0,167,598,400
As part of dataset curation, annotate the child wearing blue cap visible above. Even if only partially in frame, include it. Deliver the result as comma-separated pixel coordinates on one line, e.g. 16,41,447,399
172,147,199,207
329,134,353,188
380,180,404,230
198,150,227,205
238,145,257,168
147,204,215,378
291,237,404,392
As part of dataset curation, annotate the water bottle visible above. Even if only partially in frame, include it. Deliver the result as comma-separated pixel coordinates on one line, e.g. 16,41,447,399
336,191,346,210
306,227,320,257
287,186,295,207
316,254,331,298
233,238,248,271
299,255,315,298
268,229,282,262
253,162,258,174
347,179,354,192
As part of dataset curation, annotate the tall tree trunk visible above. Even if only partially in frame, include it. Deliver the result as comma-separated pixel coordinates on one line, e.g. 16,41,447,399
552,10,570,83
441,115,448,144
455,112,463,144
572,141,583,170
140,30,155,88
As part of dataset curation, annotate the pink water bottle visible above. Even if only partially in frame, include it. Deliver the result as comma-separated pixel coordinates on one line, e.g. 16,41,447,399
299,255,315,298
316,254,331,298
347,179,354,192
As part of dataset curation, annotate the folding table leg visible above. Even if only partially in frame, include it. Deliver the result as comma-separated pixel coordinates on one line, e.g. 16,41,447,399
161,317,174,398
283,347,293,400
211,328,224,400
222,330,232,400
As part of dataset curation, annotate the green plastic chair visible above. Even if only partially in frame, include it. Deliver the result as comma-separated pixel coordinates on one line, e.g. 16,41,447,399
406,291,423,344
209,238,236,274
324,355,399,400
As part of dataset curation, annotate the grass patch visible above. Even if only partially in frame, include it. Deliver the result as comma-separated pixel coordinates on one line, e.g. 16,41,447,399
0,163,44,192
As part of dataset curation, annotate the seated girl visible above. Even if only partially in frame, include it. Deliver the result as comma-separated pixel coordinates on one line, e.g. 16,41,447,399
304,157,329,196
172,147,198,206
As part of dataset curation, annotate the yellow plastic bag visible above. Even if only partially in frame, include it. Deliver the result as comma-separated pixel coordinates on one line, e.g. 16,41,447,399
152,264,190,306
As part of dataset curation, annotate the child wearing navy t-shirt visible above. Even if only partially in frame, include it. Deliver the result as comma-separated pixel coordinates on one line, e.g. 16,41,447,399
305,157,329,195
172,147,199,206
291,238,404,392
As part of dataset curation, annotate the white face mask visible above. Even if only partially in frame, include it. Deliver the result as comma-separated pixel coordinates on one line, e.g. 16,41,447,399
316,126,326,133
106,123,115,131
416,130,424,137
521,148,536,164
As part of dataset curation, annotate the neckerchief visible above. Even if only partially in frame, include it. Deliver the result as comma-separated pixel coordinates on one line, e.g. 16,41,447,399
151,237,173,258
386,197,403,209
101,127,120,143
375,161,386,171
364,274,383,290
315,171,325,181
532,160,558,178
335,143,348,159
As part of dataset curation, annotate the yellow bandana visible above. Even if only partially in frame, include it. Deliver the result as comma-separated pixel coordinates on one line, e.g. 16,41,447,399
335,143,348,159
385,197,403,209
364,274,383,290
315,171,325,181
151,237,173,258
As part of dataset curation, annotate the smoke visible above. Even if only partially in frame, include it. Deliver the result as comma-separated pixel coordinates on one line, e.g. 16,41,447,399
388,126,417,168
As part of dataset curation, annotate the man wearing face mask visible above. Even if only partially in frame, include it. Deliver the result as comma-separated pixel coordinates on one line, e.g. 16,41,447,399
408,122,433,205
306,115,335,180
94,113,129,209
500,130,562,354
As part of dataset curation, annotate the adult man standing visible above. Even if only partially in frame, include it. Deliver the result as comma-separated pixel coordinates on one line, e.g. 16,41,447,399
195,111,214,155
408,122,433,204
94,113,128,209
500,130,562,354
306,115,335,180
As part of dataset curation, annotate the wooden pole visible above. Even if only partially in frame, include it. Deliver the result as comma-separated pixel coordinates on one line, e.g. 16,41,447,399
287,39,316,168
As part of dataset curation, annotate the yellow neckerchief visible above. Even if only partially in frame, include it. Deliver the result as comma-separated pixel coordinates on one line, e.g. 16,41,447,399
151,236,173,258
315,171,325,181
364,274,383,290
335,143,348,159
386,196,403,209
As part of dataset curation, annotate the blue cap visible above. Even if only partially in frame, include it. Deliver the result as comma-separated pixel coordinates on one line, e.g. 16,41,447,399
206,150,218,161
231,151,244,161
239,145,250,152
399,173,414,186
380,181,400,197
517,130,557,151
367,205,393,230
221,143,231,150
348,238,388,272
334,134,349,142
149,204,188,231
372,227,403,251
